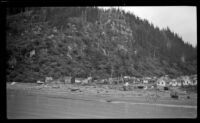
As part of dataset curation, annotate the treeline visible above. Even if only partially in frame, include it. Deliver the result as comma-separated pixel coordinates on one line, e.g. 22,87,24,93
6,7,197,82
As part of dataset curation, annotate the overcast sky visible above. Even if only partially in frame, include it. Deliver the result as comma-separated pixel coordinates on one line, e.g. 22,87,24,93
99,6,197,47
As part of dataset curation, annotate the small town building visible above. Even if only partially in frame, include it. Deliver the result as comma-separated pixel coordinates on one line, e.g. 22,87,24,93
143,79,148,84
123,82,130,91
190,75,197,86
63,76,72,84
82,77,92,85
124,76,130,79
75,79,81,83
36,80,44,84
192,78,197,86
170,79,178,87
177,81,182,86
45,77,53,83
157,78,166,87
142,77,152,84
157,75,171,87
182,76,192,86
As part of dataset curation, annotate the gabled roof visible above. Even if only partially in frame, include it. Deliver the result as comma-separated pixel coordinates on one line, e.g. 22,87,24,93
157,76,171,83
181,76,192,82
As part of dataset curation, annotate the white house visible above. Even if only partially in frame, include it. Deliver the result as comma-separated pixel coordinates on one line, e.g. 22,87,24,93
157,75,173,87
190,75,197,86
192,78,197,85
143,77,152,84
143,79,148,84
63,76,72,84
124,76,130,79
177,81,182,86
81,77,92,85
75,79,82,83
157,79,166,87
36,80,44,84
170,79,177,87
182,76,191,86
45,77,53,83
193,79,197,86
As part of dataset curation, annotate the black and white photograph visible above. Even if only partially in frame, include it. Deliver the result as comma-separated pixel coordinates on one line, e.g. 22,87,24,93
5,5,197,119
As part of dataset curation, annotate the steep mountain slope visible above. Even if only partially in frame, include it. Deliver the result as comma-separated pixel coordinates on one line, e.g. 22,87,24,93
6,7,197,82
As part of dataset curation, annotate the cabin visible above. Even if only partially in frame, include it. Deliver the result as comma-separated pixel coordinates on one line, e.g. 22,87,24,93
175,77,183,87
190,75,197,86
170,79,178,87
97,79,107,84
157,79,166,87
81,77,92,85
75,78,85,84
129,77,135,84
124,76,130,79
192,78,197,86
36,80,44,84
45,77,53,83
143,79,148,84
156,78,166,87
63,76,72,84
136,78,141,82
143,77,153,84
177,81,182,86
182,76,192,86
157,75,171,87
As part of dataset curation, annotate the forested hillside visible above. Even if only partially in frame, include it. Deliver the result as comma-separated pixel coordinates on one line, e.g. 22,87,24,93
6,7,197,82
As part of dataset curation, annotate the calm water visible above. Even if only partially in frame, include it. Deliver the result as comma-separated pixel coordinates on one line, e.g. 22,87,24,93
7,90,197,119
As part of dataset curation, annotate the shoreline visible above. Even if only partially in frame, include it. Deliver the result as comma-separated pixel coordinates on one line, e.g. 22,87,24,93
6,82,197,107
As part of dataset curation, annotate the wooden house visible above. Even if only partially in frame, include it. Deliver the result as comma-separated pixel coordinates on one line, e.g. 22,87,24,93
181,76,192,86
170,79,178,87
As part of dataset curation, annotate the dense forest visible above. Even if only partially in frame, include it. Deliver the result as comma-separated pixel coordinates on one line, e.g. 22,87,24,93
6,7,197,82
